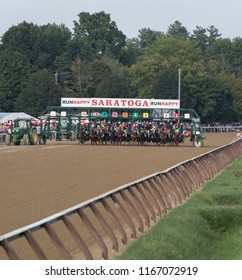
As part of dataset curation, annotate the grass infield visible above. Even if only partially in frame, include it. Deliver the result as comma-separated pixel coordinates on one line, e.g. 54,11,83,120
117,156,242,260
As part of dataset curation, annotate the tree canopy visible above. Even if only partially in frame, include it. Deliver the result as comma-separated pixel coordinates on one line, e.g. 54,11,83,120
0,14,241,123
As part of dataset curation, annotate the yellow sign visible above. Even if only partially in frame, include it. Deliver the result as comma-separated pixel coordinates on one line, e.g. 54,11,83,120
143,112,149,118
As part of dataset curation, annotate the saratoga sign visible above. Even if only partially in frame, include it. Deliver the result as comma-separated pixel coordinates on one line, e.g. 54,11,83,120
61,98,180,109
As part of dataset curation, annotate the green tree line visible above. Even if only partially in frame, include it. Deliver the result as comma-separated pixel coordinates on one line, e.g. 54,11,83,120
0,13,242,124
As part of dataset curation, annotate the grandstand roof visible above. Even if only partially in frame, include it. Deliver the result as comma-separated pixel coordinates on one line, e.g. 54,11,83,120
0,112,37,124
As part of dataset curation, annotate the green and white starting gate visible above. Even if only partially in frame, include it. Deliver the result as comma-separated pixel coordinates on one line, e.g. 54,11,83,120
39,97,204,147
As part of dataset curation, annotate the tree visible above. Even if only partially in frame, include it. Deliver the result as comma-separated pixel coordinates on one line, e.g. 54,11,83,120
120,38,142,66
207,25,222,45
0,50,30,111
190,26,208,53
53,52,73,91
36,23,72,70
67,57,89,97
183,73,234,123
1,21,42,65
15,69,62,116
216,72,242,121
130,36,203,98
230,37,242,77
1,21,72,71
84,59,113,97
138,28,163,48
167,21,189,39
206,38,232,73
73,12,126,60
68,36,95,62
96,75,133,98
149,69,180,99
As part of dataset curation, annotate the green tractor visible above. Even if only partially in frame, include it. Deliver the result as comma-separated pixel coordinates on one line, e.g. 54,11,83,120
6,118,39,146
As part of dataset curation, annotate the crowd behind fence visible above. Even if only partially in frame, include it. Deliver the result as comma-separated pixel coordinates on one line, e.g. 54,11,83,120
202,125,242,133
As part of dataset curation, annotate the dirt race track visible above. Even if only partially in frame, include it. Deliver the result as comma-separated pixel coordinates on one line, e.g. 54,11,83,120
0,132,238,259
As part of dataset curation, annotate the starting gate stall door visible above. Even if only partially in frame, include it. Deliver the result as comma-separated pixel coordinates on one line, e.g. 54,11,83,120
40,99,204,146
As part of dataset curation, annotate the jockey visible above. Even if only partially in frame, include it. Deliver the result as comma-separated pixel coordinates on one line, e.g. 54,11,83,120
144,121,150,137
111,121,118,132
131,122,139,135
123,122,128,130
110,121,115,132
123,122,129,137
165,122,170,130
132,121,139,133
90,120,95,129
173,123,178,130
151,123,157,134
101,119,107,129
144,121,150,128
118,124,122,132
102,126,108,134
161,126,166,133
96,124,101,134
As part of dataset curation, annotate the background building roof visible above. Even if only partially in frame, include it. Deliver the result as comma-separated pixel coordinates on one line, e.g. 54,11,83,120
0,112,37,124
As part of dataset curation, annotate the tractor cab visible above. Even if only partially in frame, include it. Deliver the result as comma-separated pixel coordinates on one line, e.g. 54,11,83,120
6,118,39,146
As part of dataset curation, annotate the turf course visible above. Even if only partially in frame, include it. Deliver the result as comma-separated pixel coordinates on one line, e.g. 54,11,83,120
118,156,242,260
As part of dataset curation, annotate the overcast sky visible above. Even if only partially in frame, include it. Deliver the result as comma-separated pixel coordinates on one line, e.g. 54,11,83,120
0,0,241,39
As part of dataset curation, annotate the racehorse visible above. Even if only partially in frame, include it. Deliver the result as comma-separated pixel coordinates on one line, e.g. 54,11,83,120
139,130,148,145
79,127,88,144
172,130,180,146
131,129,139,145
160,129,169,146
117,127,126,145
100,130,109,145
151,129,161,145
96,129,102,144
90,128,98,145
109,129,118,145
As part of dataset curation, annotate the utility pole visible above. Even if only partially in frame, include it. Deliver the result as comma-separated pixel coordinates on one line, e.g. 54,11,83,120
178,68,181,114
54,70,59,85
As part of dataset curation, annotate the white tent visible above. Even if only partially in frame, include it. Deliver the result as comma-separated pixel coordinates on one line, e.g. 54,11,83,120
0,112,37,124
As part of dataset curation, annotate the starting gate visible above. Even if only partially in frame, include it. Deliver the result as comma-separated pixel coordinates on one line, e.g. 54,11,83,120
39,98,204,147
